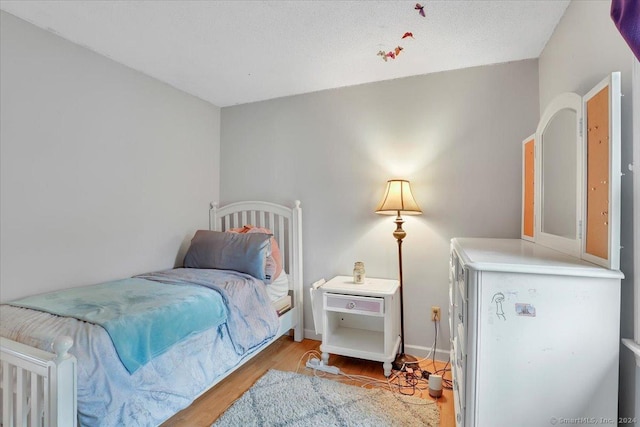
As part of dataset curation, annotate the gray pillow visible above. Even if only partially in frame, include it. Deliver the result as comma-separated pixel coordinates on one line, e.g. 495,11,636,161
183,230,272,280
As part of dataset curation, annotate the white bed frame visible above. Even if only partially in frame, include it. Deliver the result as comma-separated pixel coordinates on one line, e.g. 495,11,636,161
0,337,77,427
0,200,304,426
210,200,304,342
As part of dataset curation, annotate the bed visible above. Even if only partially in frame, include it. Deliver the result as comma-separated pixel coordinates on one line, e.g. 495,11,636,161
0,200,303,427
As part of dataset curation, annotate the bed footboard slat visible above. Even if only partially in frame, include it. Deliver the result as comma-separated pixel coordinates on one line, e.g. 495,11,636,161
31,371,41,427
2,360,13,427
16,366,26,426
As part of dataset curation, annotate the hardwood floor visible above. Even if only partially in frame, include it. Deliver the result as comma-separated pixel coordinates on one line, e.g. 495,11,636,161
162,336,454,426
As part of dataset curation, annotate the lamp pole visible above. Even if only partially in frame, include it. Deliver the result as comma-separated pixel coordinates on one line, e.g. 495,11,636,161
394,211,406,355
375,179,422,371
392,211,417,370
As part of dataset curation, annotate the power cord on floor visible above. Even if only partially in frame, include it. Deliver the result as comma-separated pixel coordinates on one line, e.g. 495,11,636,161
296,351,436,405
389,318,453,392
430,320,452,390
296,314,452,401
295,349,324,374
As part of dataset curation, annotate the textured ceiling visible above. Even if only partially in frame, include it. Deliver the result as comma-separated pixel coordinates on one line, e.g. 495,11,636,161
0,0,570,107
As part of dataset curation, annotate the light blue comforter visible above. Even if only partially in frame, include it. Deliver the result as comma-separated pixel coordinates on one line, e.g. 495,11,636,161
8,277,228,373
136,268,279,355
0,268,280,426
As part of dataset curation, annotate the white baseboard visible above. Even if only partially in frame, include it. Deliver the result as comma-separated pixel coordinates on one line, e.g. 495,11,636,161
405,344,450,363
303,328,451,363
304,328,321,342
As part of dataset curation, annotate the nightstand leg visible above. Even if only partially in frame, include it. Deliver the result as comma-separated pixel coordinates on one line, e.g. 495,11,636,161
321,351,329,365
383,361,392,377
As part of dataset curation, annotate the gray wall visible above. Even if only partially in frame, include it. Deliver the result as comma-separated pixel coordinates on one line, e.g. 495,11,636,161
0,11,221,302
221,59,539,357
539,0,637,422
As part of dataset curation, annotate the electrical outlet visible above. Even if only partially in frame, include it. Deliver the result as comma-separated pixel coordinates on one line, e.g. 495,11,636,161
431,306,441,322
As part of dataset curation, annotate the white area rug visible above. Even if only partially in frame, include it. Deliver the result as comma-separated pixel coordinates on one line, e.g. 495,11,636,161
212,369,439,426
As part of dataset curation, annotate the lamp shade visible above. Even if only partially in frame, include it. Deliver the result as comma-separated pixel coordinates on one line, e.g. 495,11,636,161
375,180,422,215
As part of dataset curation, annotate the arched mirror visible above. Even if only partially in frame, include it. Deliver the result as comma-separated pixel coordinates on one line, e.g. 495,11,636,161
535,92,582,257
527,72,620,270
541,108,577,238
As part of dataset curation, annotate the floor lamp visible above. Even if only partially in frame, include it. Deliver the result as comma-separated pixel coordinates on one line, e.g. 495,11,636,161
375,179,422,371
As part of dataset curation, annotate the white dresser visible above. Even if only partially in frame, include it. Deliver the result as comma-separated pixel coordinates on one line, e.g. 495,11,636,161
449,238,623,427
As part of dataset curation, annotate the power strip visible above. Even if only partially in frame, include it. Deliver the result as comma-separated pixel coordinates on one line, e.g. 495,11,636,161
306,358,340,375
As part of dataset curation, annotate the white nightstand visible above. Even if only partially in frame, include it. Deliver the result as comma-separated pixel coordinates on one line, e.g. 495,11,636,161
319,275,401,377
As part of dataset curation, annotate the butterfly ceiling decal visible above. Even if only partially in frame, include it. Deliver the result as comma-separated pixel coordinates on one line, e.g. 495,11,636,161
377,48,402,62
376,4,425,61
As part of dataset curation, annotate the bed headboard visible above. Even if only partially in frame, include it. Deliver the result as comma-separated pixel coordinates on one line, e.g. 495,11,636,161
209,200,303,340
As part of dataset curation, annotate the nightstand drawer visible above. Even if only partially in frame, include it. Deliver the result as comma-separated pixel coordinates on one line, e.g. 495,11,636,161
324,293,384,316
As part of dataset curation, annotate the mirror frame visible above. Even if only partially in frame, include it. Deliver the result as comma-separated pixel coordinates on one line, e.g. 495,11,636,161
534,92,583,258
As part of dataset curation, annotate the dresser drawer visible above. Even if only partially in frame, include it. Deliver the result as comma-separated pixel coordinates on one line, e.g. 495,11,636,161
457,271,466,299
457,323,466,356
449,255,457,282
452,338,465,427
324,293,384,316
455,281,466,321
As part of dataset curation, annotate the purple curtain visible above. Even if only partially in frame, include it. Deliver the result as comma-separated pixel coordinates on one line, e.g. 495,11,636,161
611,0,640,61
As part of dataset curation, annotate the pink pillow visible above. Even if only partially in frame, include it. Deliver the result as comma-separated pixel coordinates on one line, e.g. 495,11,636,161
228,225,283,283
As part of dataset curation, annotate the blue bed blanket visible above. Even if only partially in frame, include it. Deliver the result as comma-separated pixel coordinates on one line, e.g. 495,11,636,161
1,268,280,426
136,268,280,356
8,276,228,373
